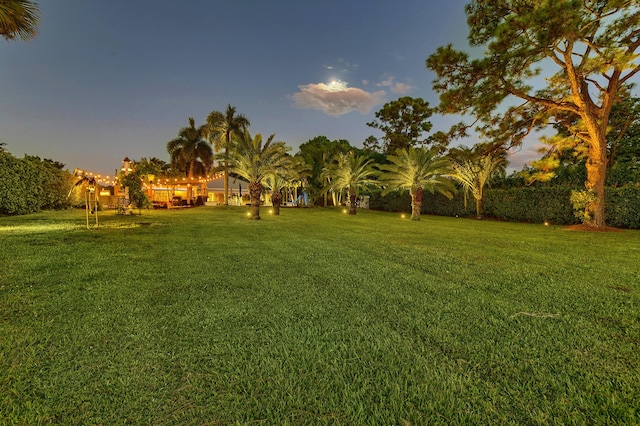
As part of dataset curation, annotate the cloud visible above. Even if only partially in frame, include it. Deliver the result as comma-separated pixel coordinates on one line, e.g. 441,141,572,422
376,76,414,95
292,80,385,116
390,82,413,95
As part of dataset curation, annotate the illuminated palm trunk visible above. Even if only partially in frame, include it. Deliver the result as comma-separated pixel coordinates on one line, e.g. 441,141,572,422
348,188,357,215
475,184,484,220
249,181,262,220
271,191,282,215
410,187,423,221
223,148,229,205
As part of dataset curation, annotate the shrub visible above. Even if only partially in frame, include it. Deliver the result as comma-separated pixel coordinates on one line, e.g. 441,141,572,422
486,186,578,225
605,186,640,229
370,185,640,228
0,152,74,215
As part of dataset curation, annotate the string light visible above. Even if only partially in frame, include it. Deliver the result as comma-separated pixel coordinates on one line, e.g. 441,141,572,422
74,167,224,188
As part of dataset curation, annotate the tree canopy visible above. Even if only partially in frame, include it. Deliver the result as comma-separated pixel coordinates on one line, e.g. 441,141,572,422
205,104,250,205
227,130,290,220
367,97,439,154
297,136,353,204
427,0,640,227
323,151,377,215
378,147,455,221
166,118,212,178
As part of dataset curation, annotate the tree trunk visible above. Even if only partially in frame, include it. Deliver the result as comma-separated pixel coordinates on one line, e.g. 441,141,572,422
582,119,608,227
584,142,607,227
475,186,484,219
349,188,357,215
223,148,229,206
249,181,261,220
475,197,484,220
410,187,423,221
271,191,282,216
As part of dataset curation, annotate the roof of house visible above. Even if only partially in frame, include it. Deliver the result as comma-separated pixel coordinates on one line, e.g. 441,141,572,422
207,176,250,192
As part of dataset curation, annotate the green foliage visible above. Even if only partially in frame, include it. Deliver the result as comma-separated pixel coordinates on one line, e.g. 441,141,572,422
377,147,455,220
205,105,251,205
119,172,150,210
227,130,290,219
486,187,578,225
604,186,640,229
607,95,640,186
368,187,472,217
297,136,353,202
449,151,505,219
427,1,640,227
205,104,251,153
166,117,213,178
0,151,73,215
378,147,455,198
322,151,377,215
570,189,598,224
367,97,438,154
375,185,640,229
367,187,411,212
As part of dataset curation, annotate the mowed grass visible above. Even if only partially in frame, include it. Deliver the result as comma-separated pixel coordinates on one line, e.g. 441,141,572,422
1,207,639,424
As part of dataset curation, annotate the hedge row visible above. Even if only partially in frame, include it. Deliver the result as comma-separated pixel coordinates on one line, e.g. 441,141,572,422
368,186,640,229
0,152,75,215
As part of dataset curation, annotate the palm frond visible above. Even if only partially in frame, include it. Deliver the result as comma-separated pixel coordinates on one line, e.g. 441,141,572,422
0,0,39,41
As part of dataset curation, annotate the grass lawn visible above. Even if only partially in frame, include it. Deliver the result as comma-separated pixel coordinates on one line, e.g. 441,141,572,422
1,206,639,424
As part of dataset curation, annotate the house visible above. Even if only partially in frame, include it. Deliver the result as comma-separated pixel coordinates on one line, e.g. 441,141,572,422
207,176,250,205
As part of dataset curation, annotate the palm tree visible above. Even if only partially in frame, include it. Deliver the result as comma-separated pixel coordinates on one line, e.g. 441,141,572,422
166,118,213,178
449,153,505,219
0,0,39,41
264,167,288,215
378,147,456,221
263,155,306,215
324,151,377,215
227,130,289,220
320,153,348,207
205,105,250,205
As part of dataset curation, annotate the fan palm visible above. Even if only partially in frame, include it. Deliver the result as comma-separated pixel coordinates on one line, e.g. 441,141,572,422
449,153,505,219
166,118,212,178
324,151,377,215
0,0,39,41
378,147,456,221
205,105,250,205
227,130,290,220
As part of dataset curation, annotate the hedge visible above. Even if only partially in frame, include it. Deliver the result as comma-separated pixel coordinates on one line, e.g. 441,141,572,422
0,152,74,215
368,185,640,229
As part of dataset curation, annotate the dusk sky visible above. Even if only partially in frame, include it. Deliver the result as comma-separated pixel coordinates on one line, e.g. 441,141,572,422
2,0,540,178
